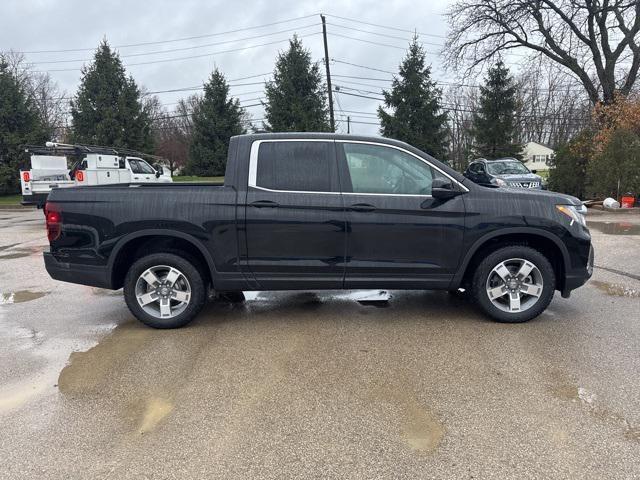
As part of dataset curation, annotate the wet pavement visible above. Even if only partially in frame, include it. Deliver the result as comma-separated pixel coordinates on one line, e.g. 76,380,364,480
0,209,639,479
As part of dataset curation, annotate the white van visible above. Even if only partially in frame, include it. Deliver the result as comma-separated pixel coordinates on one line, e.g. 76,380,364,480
20,143,172,206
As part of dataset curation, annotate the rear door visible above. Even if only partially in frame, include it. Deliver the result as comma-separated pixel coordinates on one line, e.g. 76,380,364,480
244,139,346,289
337,141,466,289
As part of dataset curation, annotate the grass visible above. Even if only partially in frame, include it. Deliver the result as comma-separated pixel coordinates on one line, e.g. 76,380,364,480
172,176,224,183
0,194,21,205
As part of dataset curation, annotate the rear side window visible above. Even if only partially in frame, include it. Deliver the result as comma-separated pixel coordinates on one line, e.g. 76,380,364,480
255,141,337,192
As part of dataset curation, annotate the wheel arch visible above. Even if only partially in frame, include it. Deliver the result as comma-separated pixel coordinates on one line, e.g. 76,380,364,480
451,228,570,292
107,229,216,290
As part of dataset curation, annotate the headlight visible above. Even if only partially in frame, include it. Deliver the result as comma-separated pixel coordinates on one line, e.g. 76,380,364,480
556,204,587,227
492,178,507,187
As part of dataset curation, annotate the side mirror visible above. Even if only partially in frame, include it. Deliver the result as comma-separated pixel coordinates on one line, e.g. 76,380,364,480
431,178,463,200
531,169,537,174
155,166,163,177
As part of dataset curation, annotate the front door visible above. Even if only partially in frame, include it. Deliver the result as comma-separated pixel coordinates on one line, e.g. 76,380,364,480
244,140,346,289
338,141,466,289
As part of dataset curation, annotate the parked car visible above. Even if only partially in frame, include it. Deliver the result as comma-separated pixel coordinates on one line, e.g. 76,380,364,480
20,143,172,207
464,158,543,189
43,133,593,328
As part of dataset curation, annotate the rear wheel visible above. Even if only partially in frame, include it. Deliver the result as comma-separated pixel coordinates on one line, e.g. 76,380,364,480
472,246,555,323
124,253,206,328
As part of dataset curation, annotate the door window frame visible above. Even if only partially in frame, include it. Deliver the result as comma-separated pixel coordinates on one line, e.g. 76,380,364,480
248,139,340,195
336,140,468,197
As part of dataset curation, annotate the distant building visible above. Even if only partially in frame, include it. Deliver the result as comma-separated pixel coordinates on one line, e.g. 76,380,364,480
522,141,554,173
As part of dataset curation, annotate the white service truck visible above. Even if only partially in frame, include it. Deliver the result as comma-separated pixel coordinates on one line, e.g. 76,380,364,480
20,143,172,206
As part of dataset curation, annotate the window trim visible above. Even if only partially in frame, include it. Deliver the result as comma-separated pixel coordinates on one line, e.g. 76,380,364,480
248,139,340,195
248,138,468,196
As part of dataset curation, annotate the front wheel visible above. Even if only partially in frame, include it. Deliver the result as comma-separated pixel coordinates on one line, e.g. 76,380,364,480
471,246,556,323
124,253,206,328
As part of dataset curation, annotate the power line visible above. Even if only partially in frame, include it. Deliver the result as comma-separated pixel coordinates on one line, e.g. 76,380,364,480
27,24,320,65
326,21,444,48
15,14,321,54
33,33,322,72
332,59,395,75
323,13,446,39
328,32,413,51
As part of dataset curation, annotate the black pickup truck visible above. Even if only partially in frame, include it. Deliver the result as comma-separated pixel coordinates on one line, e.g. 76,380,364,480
44,133,593,328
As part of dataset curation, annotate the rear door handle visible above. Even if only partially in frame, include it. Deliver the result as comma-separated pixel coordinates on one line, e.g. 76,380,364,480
349,203,376,212
250,200,279,208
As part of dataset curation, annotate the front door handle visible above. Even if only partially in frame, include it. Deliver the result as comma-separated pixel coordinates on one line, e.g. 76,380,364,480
250,200,279,208
349,203,376,212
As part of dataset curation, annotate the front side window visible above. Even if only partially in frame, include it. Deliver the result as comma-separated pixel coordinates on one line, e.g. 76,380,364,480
128,159,142,174
255,141,337,192
342,143,442,195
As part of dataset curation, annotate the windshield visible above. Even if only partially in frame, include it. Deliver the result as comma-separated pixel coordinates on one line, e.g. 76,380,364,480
486,161,530,175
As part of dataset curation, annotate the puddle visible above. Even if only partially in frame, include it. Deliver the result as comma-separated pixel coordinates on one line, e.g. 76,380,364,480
0,246,43,260
552,383,639,443
91,287,122,297
591,280,640,298
367,384,444,454
0,252,31,260
402,402,445,452
587,221,640,235
552,385,596,404
138,397,173,434
0,290,48,304
0,243,20,252
58,322,153,396
0,371,57,413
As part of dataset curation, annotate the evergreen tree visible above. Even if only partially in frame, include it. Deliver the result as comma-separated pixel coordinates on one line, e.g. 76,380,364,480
70,41,152,151
471,61,522,159
378,38,448,159
0,59,46,194
264,36,330,132
186,68,246,176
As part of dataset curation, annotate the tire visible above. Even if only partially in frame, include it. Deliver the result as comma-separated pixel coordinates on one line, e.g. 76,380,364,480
124,252,206,329
471,246,555,323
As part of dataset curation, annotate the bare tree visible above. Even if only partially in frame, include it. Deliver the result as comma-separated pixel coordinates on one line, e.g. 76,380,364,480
444,86,477,170
1,50,68,140
29,72,68,140
149,94,201,175
445,0,640,104
514,59,592,147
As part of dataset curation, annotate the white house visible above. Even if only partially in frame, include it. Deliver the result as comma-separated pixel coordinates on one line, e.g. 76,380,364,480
522,141,554,173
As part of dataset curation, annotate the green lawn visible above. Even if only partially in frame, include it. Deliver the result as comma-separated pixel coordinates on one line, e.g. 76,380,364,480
0,194,21,205
172,176,224,183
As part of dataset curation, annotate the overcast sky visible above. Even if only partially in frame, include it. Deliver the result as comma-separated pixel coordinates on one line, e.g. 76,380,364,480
2,0,455,135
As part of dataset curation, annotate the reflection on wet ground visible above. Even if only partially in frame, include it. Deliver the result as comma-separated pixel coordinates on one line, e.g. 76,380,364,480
0,290,49,304
551,382,639,444
588,221,640,235
0,245,46,260
591,280,640,297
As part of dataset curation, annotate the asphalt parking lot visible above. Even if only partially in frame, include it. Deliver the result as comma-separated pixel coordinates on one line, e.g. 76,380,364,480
1,208,639,479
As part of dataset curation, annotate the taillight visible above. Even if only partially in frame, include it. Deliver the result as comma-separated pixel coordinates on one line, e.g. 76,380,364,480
22,171,30,182
45,203,62,242
76,171,84,182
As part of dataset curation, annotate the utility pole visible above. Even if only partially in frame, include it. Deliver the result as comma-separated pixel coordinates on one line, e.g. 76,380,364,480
347,116,350,134
321,14,335,132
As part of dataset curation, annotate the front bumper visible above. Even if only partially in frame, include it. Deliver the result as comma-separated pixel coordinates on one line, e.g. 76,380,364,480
44,252,112,289
561,244,594,297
